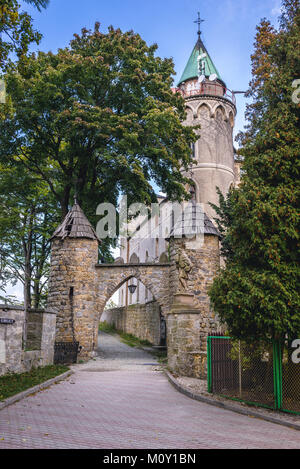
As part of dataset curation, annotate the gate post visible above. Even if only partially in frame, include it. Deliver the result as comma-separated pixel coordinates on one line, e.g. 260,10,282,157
167,221,221,378
207,336,212,392
167,303,205,378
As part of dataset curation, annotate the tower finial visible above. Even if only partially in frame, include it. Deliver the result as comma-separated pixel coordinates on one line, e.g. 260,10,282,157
194,11,204,39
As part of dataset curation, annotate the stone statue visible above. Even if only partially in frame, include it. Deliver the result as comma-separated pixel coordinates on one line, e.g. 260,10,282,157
175,250,192,291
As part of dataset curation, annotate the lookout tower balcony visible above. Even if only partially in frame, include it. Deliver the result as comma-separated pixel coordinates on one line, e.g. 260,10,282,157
172,79,236,106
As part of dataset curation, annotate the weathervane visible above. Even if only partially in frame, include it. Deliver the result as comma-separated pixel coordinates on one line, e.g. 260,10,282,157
194,11,204,38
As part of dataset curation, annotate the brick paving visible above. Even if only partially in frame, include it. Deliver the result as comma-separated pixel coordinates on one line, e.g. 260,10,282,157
0,332,300,449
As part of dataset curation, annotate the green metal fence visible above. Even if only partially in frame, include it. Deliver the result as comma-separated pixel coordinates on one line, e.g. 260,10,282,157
207,336,300,415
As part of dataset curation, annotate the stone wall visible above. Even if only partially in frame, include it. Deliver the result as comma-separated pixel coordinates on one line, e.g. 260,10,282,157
167,311,204,378
0,306,24,376
26,309,56,367
102,300,162,346
0,305,56,376
39,310,57,365
27,310,43,350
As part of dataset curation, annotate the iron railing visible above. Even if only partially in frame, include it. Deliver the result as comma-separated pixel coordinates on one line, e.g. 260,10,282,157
207,336,300,415
172,82,236,105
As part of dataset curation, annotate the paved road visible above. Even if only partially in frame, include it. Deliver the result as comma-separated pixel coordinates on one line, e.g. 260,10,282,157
0,332,299,449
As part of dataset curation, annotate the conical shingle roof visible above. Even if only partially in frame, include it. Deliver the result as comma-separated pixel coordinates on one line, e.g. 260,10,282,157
51,201,100,242
167,203,221,239
178,37,223,86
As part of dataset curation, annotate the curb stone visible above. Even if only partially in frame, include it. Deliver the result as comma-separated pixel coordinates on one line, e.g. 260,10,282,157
164,370,300,432
0,370,73,411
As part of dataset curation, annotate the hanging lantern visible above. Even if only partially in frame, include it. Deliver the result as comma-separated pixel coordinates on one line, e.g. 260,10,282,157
128,284,137,294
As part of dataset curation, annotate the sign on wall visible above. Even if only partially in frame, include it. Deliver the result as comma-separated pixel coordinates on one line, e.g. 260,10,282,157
0,318,15,325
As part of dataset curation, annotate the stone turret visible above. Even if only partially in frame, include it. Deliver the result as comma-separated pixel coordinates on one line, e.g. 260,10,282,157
166,203,222,378
176,30,237,220
47,201,99,359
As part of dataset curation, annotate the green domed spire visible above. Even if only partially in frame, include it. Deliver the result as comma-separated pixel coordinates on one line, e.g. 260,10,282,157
178,37,222,86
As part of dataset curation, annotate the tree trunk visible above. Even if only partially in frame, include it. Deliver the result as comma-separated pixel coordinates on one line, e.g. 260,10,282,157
22,206,35,348
61,185,72,220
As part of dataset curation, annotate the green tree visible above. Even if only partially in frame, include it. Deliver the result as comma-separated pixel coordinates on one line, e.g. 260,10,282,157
209,0,300,344
0,0,49,70
0,162,59,309
24,0,49,10
0,23,196,223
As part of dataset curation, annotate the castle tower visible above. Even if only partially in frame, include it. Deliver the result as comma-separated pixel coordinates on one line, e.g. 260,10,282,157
47,201,100,359
176,16,236,220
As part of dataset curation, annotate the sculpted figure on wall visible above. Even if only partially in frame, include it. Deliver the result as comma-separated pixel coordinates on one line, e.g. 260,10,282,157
175,249,192,292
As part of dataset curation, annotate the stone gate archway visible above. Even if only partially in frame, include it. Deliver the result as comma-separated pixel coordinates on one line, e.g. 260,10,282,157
48,201,221,378
99,269,168,347
95,262,171,318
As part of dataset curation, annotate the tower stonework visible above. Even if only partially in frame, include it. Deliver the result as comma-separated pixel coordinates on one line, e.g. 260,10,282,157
47,203,100,359
175,34,237,220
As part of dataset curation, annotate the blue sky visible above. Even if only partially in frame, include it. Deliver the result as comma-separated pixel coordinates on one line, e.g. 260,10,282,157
21,0,283,139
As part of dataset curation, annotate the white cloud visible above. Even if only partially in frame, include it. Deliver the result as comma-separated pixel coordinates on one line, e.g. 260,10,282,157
3,281,23,303
271,2,282,16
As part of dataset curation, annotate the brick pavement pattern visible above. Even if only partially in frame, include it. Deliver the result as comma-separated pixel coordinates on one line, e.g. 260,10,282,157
0,332,300,449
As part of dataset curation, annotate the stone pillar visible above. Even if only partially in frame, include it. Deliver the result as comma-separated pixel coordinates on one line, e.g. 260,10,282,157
27,309,57,365
47,237,99,359
167,233,221,378
167,307,203,377
40,310,57,365
0,306,24,376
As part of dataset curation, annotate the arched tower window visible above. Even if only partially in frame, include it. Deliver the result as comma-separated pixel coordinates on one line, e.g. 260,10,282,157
129,253,139,264
191,142,195,159
215,105,226,121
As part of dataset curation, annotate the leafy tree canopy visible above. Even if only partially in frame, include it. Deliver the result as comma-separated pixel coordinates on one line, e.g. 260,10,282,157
0,23,197,227
0,0,49,70
209,0,300,343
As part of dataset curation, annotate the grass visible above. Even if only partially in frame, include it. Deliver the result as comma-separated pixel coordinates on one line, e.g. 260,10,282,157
99,321,152,347
99,321,168,363
119,331,152,348
99,321,117,334
0,364,69,401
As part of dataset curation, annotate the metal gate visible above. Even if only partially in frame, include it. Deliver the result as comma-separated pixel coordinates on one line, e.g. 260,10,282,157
208,336,238,394
207,336,276,409
54,341,80,364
